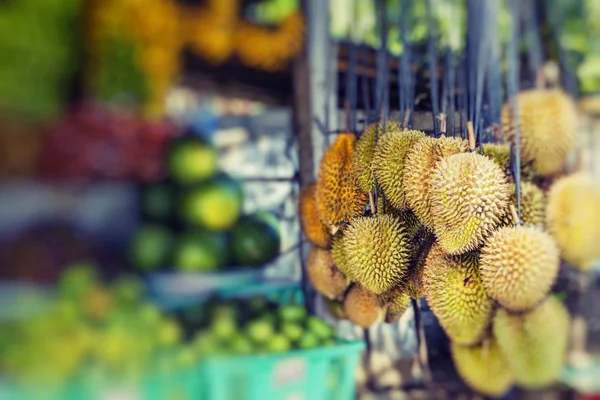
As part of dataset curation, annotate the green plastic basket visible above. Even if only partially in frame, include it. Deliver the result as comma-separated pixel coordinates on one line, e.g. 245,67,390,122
1,282,365,400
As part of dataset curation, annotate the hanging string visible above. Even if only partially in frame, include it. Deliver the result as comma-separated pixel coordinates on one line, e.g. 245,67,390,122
425,0,440,137
507,0,522,224
523,0,543,86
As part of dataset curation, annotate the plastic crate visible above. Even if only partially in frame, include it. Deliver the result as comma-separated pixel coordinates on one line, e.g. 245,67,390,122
0,282,365,400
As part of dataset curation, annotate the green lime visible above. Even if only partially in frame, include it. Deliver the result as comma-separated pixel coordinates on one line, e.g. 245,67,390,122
111,275,145,308
58,263,99,301
281,323,304,342
129,225,174,271
229,334,254,355
266,334,291,353
307,316,334,341
297,332,319,350
172,230,229,271
230,212,281,267
246,319,274,344
278,304,307,324
168,137,218,185
180,177,243,231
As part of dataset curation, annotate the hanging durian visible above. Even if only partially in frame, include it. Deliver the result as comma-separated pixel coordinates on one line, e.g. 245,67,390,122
404,136,469,228
306,247,348,301
502,89,578,175
299,184,332,248
430,152,510,255
315,133,368,227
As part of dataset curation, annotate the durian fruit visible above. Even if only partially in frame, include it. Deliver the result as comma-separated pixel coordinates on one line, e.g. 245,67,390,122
482,142,535,180
344,285,384,328
403,230,436,299
502,89,578,175
404,137,469,227
430,152,510,254
331,231,354,281
342,215,411,294
379,284,412,323
500,182,546,227
353,121,402,193
493,296,570,389
315,134,369,226
451,336,514,397
306,247,349,300
372,129,426,209
480,226,560,312
546,172,600,270
299,184,332,248
423,249,494,346
325,298,347,320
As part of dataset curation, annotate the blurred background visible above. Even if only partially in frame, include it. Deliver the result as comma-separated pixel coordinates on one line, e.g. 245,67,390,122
0,0,599,399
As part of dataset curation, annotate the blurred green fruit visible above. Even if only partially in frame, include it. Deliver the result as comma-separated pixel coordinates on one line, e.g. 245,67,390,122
176,346,197,368
142,183,174,221
278,305,307,324
267,334,291,353
298,332,319,350
281,323,304,342
307,317,334,341
172,230,229,271
137,303,162,327
193,333,221,357
246,319,274,344
58,263,99,301
111,275,145,308
180,177,243,231
210,314,237,341
230,212,281,267
129,224,174,271
157,319,182,347
168,137,218,185
229,334,254,355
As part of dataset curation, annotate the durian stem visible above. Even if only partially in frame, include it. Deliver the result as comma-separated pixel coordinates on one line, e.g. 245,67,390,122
509,204,521,226
402,108,411,128
368,191,376,216
438,113,447,136
467,121,476,151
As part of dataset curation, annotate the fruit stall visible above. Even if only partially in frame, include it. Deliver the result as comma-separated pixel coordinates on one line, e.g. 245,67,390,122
1,0,600,399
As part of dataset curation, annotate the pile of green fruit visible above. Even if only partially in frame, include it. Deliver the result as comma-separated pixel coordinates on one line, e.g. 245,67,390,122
0,264,191,395
179,296,337,357
0,264,337,397
0,0,81,120
129,133,281,272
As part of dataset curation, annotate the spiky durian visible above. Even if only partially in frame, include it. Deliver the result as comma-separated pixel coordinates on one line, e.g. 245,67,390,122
480,226,559,312
299,184,332,248
342,215,411,294
344,285,383,328
482,142,536,180
493,296,570,389
306,247,349,300
423,249,494,345
372,129,426,210
315,133,368,226
330,231,354,281
430,152,510,254
500,182,546,227
404,137,469,227
379,284,412,323
546,172,600,270
402,230,436,299
354,121,402,193
502,89,578,175
451,336,514,397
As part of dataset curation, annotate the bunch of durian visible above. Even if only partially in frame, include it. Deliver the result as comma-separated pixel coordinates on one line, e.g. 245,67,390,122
299,88,600,397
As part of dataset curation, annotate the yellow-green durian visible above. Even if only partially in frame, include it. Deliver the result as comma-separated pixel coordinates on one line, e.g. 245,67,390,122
451,336,514,397
480,226,560,312
500,182,546,227
493,296,570,389
354,121,402,193
546,172,600,270
342,215,411,294
372,129,426,209
379,284,412,323
430,152,510,254
404,136,469,228
423,249,494,345
502,89,578,175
